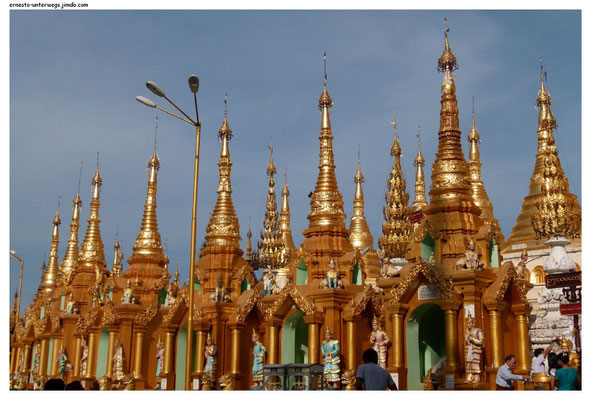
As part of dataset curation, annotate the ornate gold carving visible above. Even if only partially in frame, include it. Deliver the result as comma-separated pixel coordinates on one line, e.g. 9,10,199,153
235,286,262,323
265,282,318,318
78,168,107,269
220,373,235,390
101,296,118,326
413,219,442,243
493,262,528,304
412,133,428,212
378,129,412,259
349,285,383,318
60,193,82,285
134,297,159,327
98,375,112,390
75,307,98,335
389,260,453,303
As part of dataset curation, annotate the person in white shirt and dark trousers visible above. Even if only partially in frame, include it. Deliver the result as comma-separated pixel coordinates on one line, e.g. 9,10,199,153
531,342,554,375
496,354,529,390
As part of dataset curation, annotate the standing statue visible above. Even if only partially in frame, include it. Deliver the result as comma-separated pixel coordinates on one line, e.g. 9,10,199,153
57,345,69,378
262,268,275,296
515,248,528,280
560,336,579,369
321,258,343,289
321,327,341,389
122,279,133,304
456,238,485,270
464,313,484,383
112,339,125,381
32,343,41,376
65,293,76,314
251,329,266,388
369,316,390,369
204,332,218,384
80,338,89,377
155,336,165,377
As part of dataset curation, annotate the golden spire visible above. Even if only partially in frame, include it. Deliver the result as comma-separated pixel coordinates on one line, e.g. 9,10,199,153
60,163,83,284
349,145,374,250
412,126,428,212
245,225,253,262
467,97,497,221
112,234,123,277
505,60,581,250
531,133,581,240
257,142,285,270
78,153,107,272
40,202,61,293
128,146,166,262
429,21,474,208
378,116,412,259
204,95,241,247
279,168,297,259
307,52,347,228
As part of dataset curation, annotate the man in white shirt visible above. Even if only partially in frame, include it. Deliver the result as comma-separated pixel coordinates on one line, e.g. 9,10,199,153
496,354,528,390
531,343,554,375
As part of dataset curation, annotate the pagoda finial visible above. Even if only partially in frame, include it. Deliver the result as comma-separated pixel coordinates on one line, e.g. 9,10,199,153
349,145,374,250
129,139,166,265
204,99,241,248
245,225,253,262
257,143,284,270
379,121,412,259
412,125,428,213
40,201,62,293
532,132,581,240
438,18,458,73
467,96,498,224
307,52,346,229
279,168,297,260
390,112,401,157
112,233,123,277
78,158,106,273
59,176,83,285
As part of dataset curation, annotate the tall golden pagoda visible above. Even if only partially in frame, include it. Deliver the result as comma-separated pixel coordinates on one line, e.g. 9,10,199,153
125,148,169,295
301,53,353,280
256,144,285,270
378,124,412,260
59,192,82,285
466,98,504,243
412,128,428,214
39,207,61,294
279,173,297,262
424,26,485,272
504,64,581,251
348,150,381,278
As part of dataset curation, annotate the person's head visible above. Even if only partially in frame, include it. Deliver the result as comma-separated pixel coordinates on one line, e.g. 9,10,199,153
44,378,65,390
362,348,379,364
504,354,517,369
65,381,84,390
534,348,544,358
557,353,570,367
89,380,100,390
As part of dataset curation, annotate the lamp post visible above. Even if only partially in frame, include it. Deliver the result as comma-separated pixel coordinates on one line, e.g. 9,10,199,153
137,75,201,390
10,250,24,326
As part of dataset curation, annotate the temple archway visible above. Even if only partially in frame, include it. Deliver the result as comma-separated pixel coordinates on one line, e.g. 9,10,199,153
96,328,109,378
281,310,308,364
406,303,445,390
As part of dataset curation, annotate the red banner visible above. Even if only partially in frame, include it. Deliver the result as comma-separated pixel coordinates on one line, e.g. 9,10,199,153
560,303,581,316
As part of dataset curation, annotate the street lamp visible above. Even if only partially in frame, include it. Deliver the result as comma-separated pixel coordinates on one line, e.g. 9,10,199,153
136,75,201,390
10,250,24,327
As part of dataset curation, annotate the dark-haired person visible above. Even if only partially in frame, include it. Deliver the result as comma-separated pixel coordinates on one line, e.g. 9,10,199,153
531,342,554,375
65,380,84,390
356,348,397,390
554,353,577,390
495,354,528,390
44,378,65,390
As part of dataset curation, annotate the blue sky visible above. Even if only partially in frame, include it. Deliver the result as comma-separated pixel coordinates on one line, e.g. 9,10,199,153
9,10,581,309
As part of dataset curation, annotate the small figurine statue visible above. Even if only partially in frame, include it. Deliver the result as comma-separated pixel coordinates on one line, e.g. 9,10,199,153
156,336,165,377
219,373,235,390
560,336,579,369
204,332,217,384
429,250,436,265
112,339,125,382
369,316,390,369
210,275,230,303
321,258,343,289
321,327,341,389
65,293,76,314
273,267,289,294
122,279,133,304
464,313,484,383
515,248,528,280
251,329,266,388
80,338,89,377
262,268,275,296
32,343,41,376
456,238,485,271
342,370,356,390
57,344,70,378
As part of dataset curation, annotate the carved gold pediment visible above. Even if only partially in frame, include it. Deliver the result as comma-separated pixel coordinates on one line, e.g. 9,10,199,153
389,260,453,303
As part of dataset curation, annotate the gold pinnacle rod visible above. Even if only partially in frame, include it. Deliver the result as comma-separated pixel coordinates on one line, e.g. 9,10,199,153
16,257,23,326
185,122,201,389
